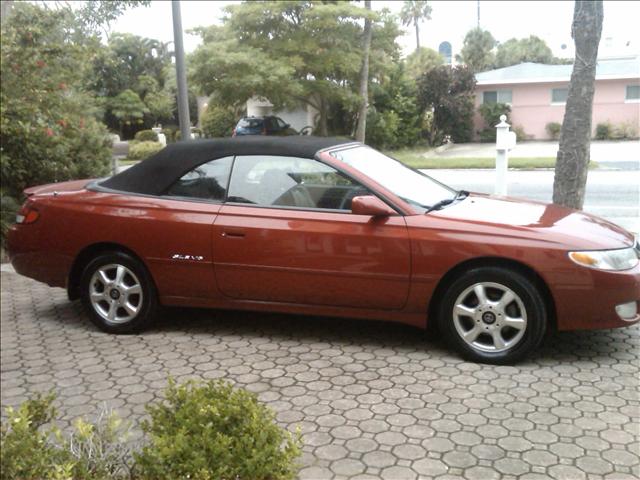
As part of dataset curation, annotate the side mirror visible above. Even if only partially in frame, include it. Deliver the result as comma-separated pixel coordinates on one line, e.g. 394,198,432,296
351,195,396,217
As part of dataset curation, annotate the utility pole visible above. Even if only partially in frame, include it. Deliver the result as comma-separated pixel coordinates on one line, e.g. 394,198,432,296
172,0,191,141
477,0,480,28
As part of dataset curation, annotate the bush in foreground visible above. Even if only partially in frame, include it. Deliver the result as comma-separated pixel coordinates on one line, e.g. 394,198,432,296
1,380,302,480
134,379,302,480
0,392,132,479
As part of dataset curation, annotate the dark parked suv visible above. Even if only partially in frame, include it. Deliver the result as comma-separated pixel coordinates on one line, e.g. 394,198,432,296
232,116,298,137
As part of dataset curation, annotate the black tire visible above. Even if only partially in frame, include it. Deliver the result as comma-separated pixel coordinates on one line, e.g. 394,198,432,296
437,266,547,364
80,251,158,334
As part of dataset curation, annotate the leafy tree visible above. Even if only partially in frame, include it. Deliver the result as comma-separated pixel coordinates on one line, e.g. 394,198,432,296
553,1,604,209
399,1,432,51
457,28,496,73
89,33,174,135
108,90,149,137
201,105,237,138
190,1,400,136
417,65,476,144
0,3,111,199
366,65,423,149
494,35,554,68
404,46,443,80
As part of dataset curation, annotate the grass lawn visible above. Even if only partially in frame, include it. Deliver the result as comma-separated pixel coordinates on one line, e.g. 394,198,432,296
387,150,600,170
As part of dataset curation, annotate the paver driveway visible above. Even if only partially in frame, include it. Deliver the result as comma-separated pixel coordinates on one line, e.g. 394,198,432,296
1,268,639,479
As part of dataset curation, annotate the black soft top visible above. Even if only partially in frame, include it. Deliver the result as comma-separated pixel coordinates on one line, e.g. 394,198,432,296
100,136,355,195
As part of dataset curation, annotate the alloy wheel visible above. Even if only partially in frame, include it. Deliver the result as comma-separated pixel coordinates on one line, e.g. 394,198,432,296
89,263,143,324
452,282,527,353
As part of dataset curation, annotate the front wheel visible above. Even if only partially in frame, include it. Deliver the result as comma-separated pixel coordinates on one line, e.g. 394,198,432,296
80,252,158,334
438,267,547,364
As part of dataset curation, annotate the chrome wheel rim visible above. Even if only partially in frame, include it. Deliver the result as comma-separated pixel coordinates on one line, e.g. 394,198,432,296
452,282,527,353
89,264,143,325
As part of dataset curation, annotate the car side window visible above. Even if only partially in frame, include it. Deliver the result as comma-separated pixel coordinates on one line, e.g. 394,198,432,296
227,156,369,210
276,118,287,129
165,156,233,201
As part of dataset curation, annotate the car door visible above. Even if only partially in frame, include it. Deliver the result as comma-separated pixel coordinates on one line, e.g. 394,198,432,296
147,156,233,299
212,155,411,310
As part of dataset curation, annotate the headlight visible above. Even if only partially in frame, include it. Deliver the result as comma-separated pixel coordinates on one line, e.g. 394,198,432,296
569,247,639,271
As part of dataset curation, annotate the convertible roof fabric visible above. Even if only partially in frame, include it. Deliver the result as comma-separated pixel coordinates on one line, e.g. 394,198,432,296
100,136,355,195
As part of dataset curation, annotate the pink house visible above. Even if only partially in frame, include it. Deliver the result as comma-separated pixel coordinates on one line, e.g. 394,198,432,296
474,57,640,140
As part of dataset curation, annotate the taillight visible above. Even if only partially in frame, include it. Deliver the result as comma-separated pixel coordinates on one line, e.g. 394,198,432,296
16,203,40,224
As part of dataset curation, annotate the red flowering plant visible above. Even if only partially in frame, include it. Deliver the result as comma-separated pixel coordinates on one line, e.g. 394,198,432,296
0,3,111,200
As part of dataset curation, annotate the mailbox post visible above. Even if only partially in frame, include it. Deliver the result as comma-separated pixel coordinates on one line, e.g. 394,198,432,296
495,114,516,196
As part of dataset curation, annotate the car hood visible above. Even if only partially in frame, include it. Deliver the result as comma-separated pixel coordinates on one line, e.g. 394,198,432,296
430,193,635,251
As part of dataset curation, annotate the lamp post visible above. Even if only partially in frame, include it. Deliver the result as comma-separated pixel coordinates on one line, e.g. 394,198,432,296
172,0,191,141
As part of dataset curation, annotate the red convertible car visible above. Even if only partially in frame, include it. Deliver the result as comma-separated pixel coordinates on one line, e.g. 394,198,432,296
7,137,640,363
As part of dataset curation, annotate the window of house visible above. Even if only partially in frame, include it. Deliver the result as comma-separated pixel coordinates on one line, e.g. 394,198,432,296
482,90,512,104
626,85,640,101
551,88,569,104
227,156,367,210
164,156,233,201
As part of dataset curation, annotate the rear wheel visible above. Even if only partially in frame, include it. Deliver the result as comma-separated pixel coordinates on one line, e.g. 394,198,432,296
438,267,547,364
80,252,157,333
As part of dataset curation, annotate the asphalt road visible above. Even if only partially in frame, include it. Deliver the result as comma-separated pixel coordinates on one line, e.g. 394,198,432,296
423,169,640,234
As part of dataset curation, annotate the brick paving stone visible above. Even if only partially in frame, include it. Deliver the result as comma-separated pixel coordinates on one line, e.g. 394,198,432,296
1,269,639,479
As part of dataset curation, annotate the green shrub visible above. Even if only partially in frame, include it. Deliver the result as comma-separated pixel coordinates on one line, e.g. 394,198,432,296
366,108,401,149
126,141,164,162
134,379,302,480
201,105,236,138
595,122,613,140
161,128,175,143
612,121,638,140
1,191,19,246
478,128,496,143
545,122,562,140
477,102,512,142
0,392,131,480
512,125,528,142
134,129,159,142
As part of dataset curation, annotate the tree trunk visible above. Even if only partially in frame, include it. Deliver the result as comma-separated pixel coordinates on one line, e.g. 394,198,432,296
355,0,372,143
317,98,328,137
415,20,420,50
552,1,603,209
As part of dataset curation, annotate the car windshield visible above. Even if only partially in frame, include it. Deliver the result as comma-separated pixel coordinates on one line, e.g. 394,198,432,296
330,146,456,212
238,118,263,128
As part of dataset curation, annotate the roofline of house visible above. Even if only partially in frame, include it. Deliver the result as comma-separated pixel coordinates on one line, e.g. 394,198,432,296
476,73,640,86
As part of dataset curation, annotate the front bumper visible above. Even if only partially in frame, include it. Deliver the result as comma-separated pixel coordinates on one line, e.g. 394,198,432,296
553,261,640,331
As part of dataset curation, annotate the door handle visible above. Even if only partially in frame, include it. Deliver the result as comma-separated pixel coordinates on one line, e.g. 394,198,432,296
222,231,245,238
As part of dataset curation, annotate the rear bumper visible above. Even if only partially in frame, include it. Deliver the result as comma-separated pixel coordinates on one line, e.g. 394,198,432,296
553,262,640,331
6,225,71,288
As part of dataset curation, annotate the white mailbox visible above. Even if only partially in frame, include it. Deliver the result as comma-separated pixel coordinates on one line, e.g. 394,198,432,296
494,114,516,196
496,115,516,151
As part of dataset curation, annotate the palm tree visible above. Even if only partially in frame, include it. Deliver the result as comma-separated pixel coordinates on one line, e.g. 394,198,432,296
400,1,432,51
552,1,604,209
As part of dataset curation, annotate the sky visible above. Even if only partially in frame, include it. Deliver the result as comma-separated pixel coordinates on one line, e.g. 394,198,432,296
110,1,640,60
